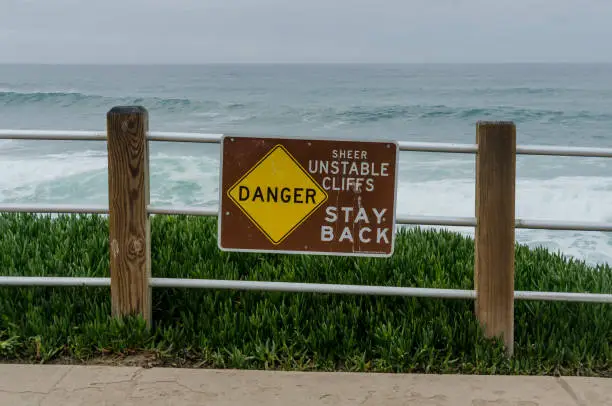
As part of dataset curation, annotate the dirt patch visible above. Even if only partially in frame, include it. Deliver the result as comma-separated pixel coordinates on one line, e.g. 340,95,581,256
73,352,163,368
1,351,218,369
1,351,163,368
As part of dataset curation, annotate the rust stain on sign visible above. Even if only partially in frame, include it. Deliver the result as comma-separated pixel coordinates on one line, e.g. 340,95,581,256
218,136,399,257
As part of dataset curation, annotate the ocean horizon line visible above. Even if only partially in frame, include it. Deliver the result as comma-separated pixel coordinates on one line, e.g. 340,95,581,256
1,61,612,67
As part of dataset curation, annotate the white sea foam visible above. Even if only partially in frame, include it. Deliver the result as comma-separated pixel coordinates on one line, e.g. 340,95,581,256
1,150,611,266
395,175,612,265
0,151,108,202
0,87,97,96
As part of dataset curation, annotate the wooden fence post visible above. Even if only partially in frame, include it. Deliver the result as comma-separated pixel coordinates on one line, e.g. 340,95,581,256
475,121,516,356
106,106,152,327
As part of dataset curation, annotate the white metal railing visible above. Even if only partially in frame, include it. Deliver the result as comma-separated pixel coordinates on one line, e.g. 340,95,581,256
0,128,611,304
0,276,610,303
2,204,612,233
6,128,612,157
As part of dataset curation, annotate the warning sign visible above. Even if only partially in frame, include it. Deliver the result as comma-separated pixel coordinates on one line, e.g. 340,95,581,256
218,136,399,257
227,145,328,245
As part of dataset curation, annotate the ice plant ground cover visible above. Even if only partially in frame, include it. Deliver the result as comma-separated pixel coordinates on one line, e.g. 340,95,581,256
0,213,610,377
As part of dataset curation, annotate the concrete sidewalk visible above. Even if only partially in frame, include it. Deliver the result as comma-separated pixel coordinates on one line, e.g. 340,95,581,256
0,364,610,406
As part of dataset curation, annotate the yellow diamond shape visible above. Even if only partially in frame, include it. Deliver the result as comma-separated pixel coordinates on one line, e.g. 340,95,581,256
228,144,328,245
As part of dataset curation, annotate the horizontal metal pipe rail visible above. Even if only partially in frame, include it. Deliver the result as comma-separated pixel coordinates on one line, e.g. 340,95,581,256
0,276,110,287
0,203,109,214
4,129,612,157
2,204,612,233
0,276,610,303
0,130,107,141
147,205,217,217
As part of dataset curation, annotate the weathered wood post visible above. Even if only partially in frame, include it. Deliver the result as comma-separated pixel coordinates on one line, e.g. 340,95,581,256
106,106,152,327
474,121,516,356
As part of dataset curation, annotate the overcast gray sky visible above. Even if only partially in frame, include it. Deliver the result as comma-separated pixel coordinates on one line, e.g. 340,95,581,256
1,0,611,64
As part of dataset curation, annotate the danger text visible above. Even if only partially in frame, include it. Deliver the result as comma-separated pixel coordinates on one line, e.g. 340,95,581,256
238,186,318,204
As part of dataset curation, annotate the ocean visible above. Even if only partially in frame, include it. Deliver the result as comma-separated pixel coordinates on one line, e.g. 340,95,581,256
1,63,612,265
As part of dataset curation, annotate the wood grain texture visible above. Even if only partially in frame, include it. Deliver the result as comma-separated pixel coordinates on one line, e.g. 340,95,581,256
106,106,151,326
475,121,516,356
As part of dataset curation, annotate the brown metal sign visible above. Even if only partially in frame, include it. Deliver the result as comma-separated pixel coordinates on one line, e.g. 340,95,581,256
218,135,398,257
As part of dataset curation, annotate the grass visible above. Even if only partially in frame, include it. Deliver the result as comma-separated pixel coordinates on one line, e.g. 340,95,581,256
0,212,610,376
